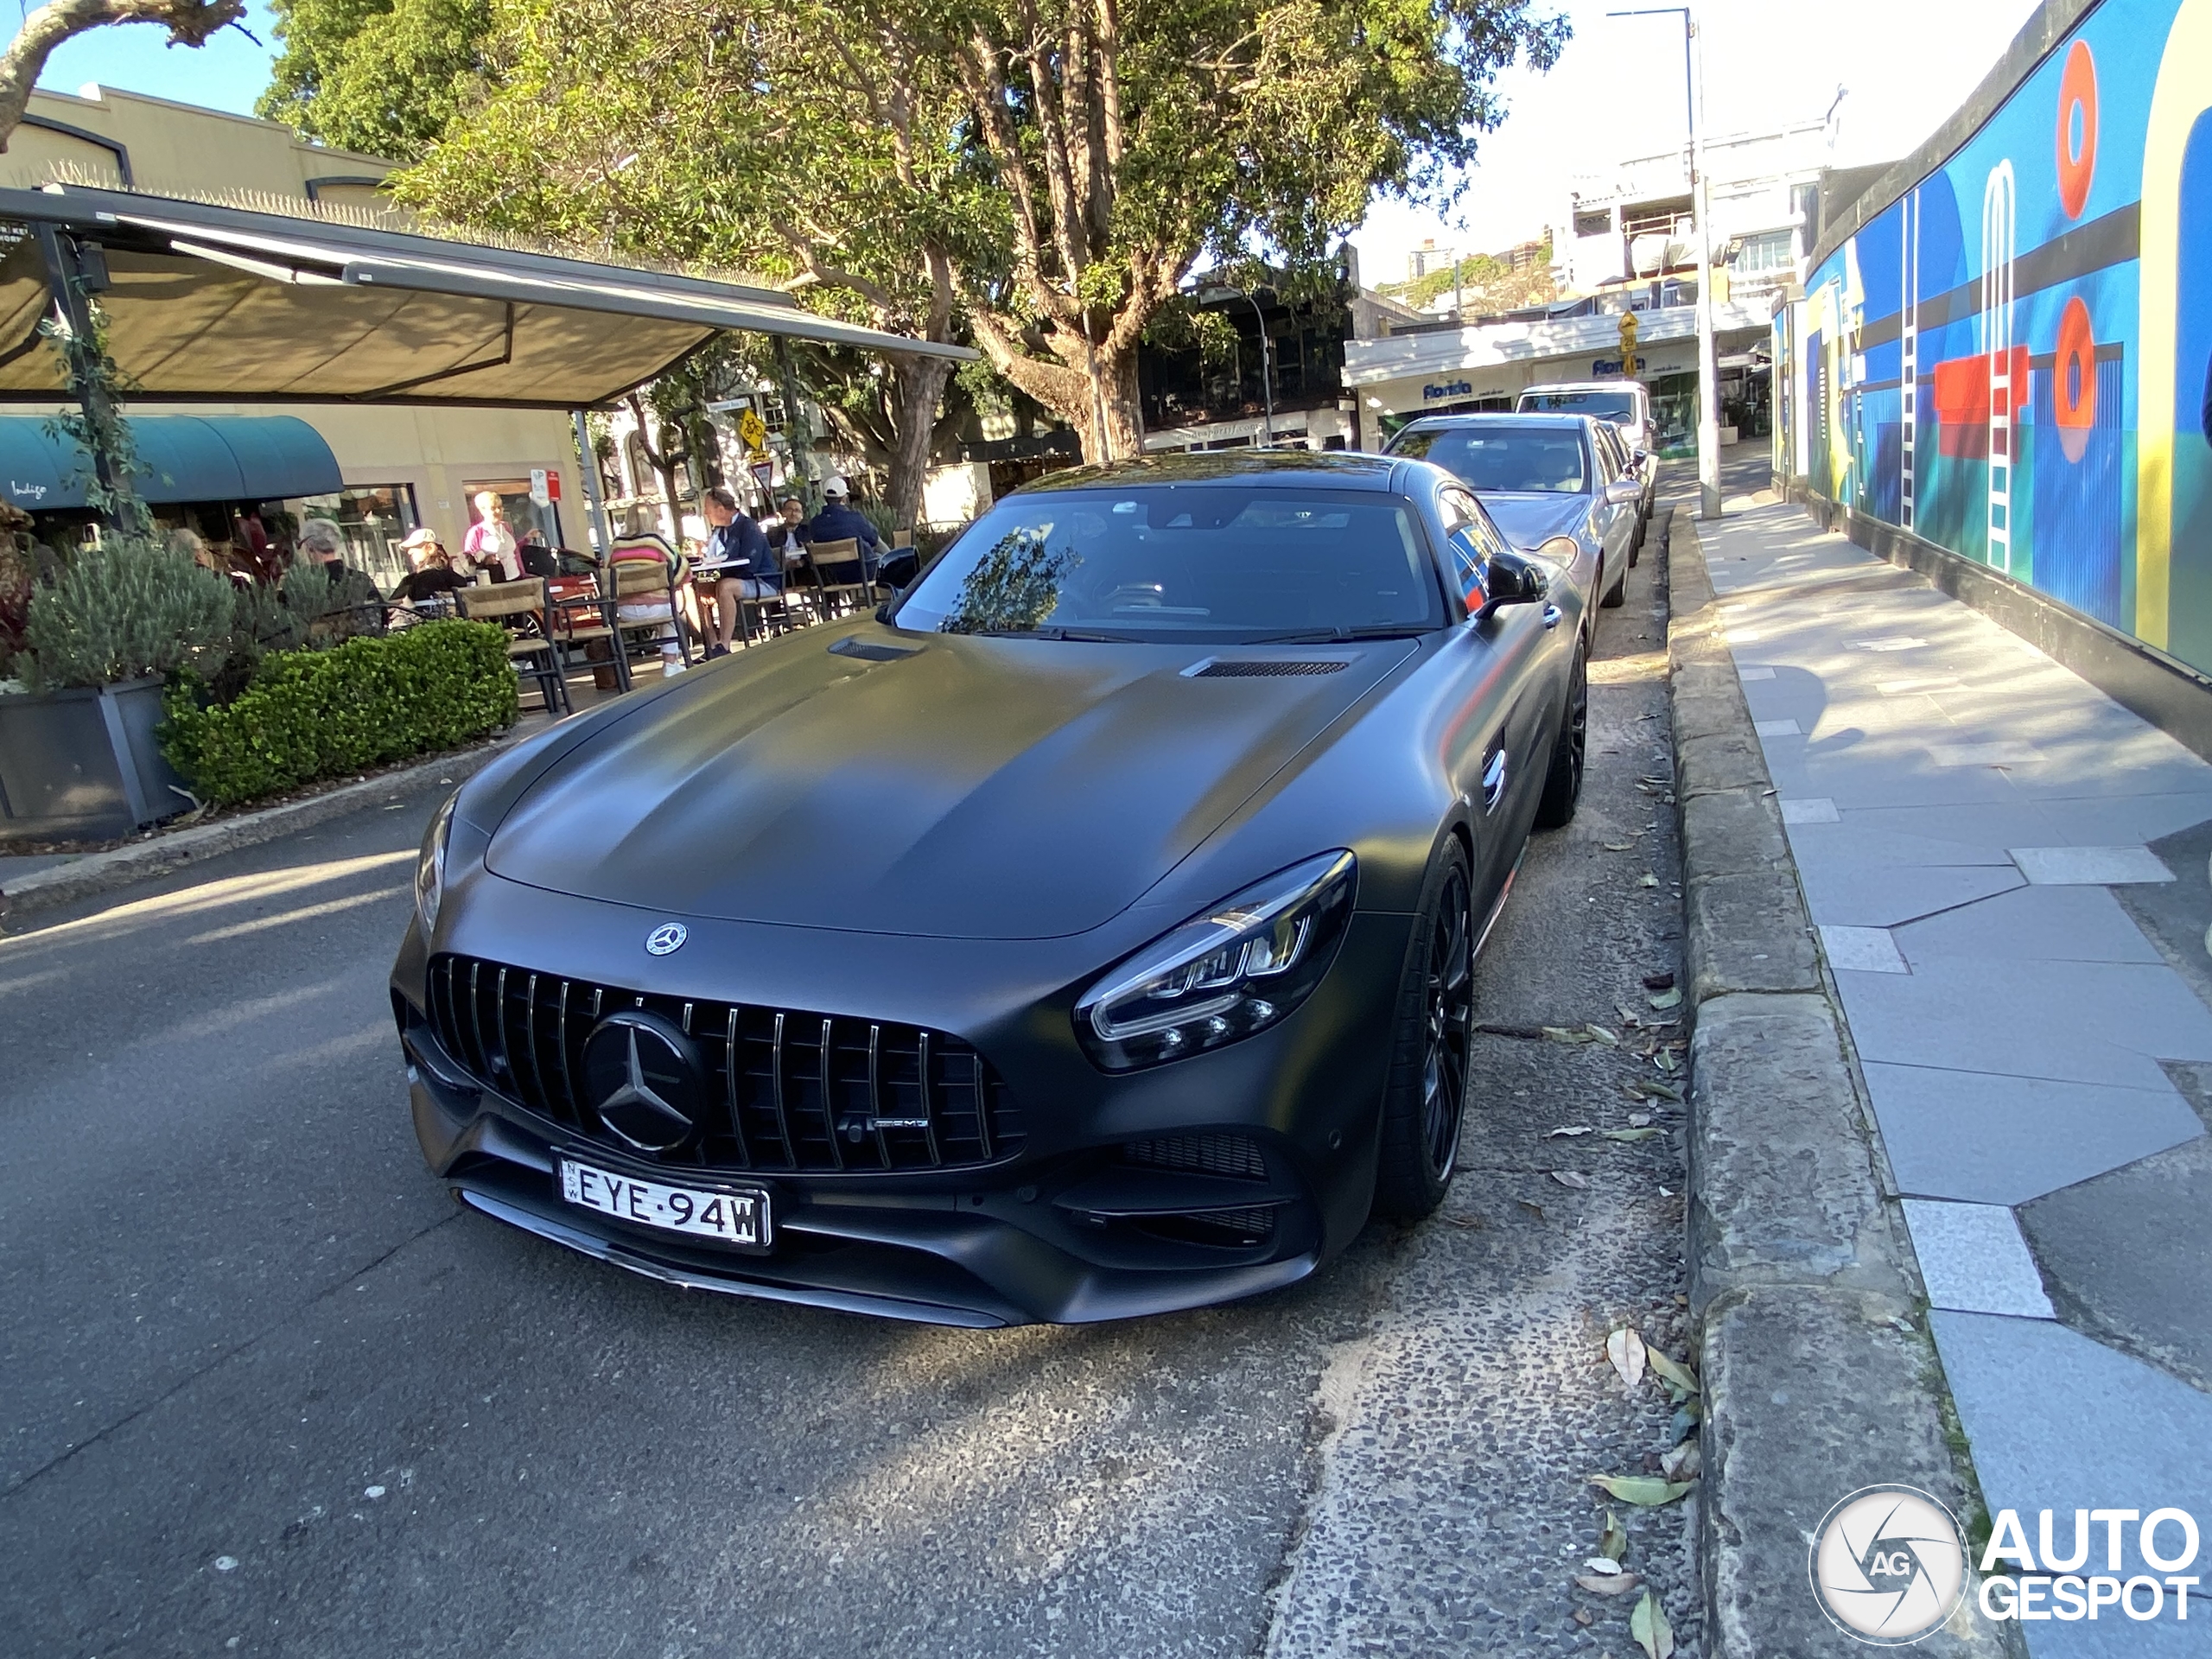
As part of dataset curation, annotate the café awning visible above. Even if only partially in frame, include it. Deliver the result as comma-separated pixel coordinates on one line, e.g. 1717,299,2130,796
0,183,974,410
0,414,341,511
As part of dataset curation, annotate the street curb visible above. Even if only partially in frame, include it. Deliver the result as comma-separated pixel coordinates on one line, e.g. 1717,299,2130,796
1666,509,2005,1657
0,737,513,924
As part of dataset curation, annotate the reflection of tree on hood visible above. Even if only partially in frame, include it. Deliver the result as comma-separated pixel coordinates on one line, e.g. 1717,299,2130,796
939,529,1078,635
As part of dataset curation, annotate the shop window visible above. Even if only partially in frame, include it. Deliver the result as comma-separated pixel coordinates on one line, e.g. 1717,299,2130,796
295,484,419,588
1731,231,1796,276
465,477,564,554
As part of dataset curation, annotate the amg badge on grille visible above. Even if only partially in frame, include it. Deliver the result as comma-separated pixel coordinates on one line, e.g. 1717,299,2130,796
645,921,688,956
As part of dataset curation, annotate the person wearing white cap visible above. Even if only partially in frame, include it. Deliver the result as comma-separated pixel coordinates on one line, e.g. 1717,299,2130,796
804,474,884,576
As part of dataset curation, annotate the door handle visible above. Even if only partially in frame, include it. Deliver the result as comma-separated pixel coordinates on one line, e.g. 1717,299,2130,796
1482,747,1508,811
1541,603,1563,630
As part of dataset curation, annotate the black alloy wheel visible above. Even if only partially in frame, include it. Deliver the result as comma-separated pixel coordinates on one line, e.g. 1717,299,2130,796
1373,839,1476,1220
1417,860,1474,1174
1534,643,1588,829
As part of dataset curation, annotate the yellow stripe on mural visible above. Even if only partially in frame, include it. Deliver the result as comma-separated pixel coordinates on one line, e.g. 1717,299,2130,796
2137,0,2212,648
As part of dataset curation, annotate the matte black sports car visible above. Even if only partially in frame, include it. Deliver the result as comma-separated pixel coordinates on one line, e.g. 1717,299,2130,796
392,452,1586,1326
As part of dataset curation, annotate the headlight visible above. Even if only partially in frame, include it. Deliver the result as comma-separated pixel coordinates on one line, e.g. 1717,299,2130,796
415,794,455,935
1075,851,1357,1071
1535,535,1581,566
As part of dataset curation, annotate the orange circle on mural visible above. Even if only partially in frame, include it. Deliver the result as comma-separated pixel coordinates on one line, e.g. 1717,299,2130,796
2053,295,2095,462
2056,38,2098,219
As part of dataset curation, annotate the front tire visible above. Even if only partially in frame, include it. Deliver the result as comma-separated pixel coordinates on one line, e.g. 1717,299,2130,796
1372,840,1475,1222
1534,642,1587,829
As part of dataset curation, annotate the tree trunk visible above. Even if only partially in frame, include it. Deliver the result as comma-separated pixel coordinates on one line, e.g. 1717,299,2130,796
1098,346,1142,461
886,355,952,531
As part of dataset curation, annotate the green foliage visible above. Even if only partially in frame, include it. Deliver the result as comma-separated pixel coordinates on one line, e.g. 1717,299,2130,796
41,296,153,537
1379,234,1557,313
161,620,518,806
19,538,236,690
938,530,1077,635
257,0,495,161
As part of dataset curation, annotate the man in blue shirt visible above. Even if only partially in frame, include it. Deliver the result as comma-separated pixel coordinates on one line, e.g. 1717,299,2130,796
703,486,776,657
804,475,883,577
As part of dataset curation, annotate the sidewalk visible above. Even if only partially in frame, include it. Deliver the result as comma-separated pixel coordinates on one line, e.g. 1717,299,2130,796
1700,499,2212,1649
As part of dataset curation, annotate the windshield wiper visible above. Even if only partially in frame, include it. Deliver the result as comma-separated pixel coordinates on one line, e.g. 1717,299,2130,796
1239,624,1437,644
969,626,1147,643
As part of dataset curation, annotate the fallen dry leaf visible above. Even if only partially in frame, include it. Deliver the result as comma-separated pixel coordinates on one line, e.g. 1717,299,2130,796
1582,1556,1622,1576
1660,1440,1702,1481
1628,1112,1652,1128
1638,873,1660,887
1641,969,1675,990
1588,1473,1695,1506
1548,1125,1595,1139
1602,1127,1662,1142
1604,840,1635,851
1647,1350,1701,1396
1631,1589,1675,1659
1600,1509,1629,1561
1550,1170,1591,1190
1516,1198,1547,1219
1646,987,1682,1010
1606,1327,1647,1392
1572,1606,1595,1626
1576,1571,1643,1598
1585,1024,1620,1046
1543,1025,1592,1044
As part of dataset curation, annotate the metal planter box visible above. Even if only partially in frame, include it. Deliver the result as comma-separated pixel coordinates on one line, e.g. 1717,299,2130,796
0,677,188,839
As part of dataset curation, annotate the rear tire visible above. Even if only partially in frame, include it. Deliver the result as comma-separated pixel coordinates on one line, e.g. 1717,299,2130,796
1534,642,1587,830
1372,840,1475,1222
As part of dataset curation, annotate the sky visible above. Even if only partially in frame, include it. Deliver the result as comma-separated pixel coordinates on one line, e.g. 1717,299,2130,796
32,0,2044,287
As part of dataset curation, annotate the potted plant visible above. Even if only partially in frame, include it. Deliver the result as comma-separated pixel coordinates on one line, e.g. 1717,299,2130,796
0,537,235,837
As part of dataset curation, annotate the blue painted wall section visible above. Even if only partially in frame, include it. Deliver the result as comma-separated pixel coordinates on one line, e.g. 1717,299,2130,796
1777,0,2212,673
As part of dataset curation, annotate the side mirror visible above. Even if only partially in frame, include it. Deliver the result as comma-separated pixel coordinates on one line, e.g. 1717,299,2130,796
1478,550,1549,616
1604,478,1642,506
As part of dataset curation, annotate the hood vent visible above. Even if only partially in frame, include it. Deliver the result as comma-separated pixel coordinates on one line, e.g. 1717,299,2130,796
1190,658,1350,678
829,636,918,663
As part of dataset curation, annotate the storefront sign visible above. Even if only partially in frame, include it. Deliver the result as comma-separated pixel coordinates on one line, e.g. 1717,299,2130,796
529,467,550,507
1421,380,1474,401
1592,357,1648,376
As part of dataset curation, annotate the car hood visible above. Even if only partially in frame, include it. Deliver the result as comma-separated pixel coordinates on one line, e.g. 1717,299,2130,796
483,627,1417,939
1478,492,1596,551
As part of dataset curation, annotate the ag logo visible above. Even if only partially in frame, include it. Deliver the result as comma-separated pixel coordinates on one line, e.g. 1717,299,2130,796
1810,1484,1968,1644
645,921,688,957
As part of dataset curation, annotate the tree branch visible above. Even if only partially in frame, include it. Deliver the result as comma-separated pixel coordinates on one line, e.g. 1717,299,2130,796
0,0,245,149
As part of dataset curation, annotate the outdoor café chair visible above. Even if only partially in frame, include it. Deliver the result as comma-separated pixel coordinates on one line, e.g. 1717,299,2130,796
808,537,877,616
458,576,573,716
548,583,631,693
609,544,695,667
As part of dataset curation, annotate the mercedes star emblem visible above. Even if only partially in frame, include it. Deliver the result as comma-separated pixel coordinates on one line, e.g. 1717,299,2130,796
645,921,689,956
582,1011,699,1154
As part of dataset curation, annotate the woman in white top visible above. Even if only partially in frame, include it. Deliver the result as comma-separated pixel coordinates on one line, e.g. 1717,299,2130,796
462,490,521,581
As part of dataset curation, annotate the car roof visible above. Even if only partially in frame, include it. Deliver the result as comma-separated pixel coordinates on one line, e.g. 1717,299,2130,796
1007,449,1402,495
1517,380,1648,396
1395,411,1596,431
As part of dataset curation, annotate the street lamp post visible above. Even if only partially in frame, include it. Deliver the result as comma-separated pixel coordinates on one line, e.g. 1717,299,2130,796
1611,5,1723,520
1247,289,1275,447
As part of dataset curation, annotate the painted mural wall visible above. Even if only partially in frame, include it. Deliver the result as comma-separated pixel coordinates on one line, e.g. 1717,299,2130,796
1778,0,2212,672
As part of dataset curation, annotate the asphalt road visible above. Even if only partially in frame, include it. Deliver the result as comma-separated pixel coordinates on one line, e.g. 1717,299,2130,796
1,511,1697,1659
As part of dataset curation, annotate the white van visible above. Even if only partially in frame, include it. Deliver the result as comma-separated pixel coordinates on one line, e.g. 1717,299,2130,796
1516,381,1653,457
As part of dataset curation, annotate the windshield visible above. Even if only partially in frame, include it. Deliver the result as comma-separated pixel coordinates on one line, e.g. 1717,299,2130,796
1393,425,1590,494
892,486,1444,639
1518,390,1638,424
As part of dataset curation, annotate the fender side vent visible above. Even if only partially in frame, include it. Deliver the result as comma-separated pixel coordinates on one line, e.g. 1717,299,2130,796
1190,658,1349,678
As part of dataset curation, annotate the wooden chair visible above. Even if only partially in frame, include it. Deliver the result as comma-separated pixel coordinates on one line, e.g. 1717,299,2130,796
809,537,877,616
609,550,693,667
893,528,914,550
458,576,572,715
548,584,630,693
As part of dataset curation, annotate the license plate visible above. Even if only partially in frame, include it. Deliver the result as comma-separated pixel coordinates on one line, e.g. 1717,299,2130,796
558,1159,771,1249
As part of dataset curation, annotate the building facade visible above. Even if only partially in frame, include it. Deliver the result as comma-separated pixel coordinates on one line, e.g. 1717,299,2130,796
0,86,582,585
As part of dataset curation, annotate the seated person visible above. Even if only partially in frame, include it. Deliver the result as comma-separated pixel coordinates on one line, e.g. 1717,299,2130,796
518,527,561,580
298,518,382,607
389,527,469,605
765,496,810,566
804,475,883,575
701,486,777,658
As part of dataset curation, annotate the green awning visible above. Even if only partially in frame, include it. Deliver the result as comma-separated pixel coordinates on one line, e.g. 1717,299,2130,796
0,414,341,512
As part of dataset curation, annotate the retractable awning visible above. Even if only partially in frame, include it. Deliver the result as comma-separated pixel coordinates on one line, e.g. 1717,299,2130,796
0,414,341,511
0,184,974,410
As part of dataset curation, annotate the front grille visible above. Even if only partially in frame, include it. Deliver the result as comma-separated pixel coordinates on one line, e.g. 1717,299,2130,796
1121,1134,1268,1181
424,955,1024,1173
1193,659,1349,677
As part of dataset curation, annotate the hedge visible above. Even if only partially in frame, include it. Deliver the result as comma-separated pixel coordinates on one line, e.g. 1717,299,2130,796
162,619,520,806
